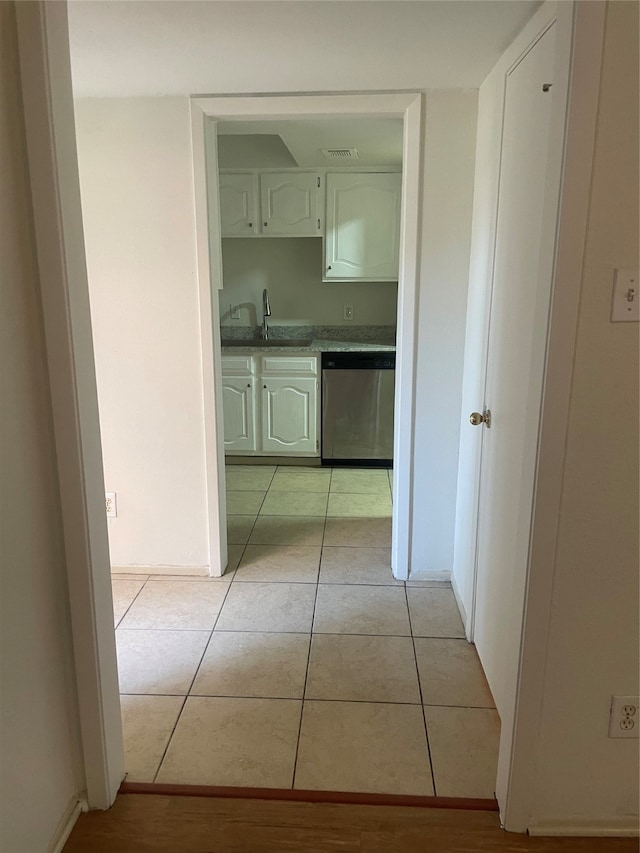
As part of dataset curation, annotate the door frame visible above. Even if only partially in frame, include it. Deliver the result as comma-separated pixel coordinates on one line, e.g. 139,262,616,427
190,93,423,581
460,0,606,831
499,0,607,832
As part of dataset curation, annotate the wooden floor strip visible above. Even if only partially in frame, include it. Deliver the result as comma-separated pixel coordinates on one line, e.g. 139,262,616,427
119,779,499,811
64,793,639,853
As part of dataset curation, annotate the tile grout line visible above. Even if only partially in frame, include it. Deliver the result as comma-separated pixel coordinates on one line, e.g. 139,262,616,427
113,577,149,630
151,576,237,783
150,694,188,785
120,692,495,711
226,460,278,553
289,572,321,791
289,474,329,790
116,625,464,640
405,583,438,797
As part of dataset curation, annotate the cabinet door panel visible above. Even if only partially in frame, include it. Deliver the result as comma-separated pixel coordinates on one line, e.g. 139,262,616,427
260,173,321,236
261,377,318,455
219,173,258,236
325,173,401,280
222,377,257,453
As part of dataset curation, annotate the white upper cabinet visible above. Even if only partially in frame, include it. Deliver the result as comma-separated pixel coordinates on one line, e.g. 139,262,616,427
324,173,401,281
219,172,258,236
219,171,322,237
260,172,322,236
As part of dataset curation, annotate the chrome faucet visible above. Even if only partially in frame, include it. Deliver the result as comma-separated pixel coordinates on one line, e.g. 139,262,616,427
262,288,271,340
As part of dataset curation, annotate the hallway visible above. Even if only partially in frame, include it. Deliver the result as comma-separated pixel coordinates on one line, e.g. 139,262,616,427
112,465,499,798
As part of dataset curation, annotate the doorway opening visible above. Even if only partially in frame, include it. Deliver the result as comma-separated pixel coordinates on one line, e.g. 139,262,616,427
102,94,500,800
214,114,401,582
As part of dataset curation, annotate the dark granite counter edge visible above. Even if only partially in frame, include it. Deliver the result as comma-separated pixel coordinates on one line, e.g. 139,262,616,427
221,339,396,354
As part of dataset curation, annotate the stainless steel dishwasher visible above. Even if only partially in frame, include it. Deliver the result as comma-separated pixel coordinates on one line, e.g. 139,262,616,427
321,351,395,467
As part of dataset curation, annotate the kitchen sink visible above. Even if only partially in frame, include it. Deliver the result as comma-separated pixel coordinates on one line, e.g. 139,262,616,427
221,338,312,348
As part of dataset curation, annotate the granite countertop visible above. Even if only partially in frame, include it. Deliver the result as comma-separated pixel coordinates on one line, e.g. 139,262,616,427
220,338,396,353
220,325,396,354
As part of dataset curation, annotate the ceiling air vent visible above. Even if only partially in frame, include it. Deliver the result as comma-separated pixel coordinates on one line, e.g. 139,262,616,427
321,148,359,160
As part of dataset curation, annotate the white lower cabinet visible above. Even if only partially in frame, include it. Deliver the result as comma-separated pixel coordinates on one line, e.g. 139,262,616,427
221,356,257,452
261,377,318,454
222,375,257,453
222,353,319,457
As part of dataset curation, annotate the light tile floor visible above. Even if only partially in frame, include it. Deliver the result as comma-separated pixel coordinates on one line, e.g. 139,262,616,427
112,464,500,799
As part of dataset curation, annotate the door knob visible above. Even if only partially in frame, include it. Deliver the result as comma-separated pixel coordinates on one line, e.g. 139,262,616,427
469,409,492,428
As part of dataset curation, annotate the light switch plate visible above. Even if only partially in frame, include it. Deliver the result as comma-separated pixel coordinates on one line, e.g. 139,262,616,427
611,269,639,322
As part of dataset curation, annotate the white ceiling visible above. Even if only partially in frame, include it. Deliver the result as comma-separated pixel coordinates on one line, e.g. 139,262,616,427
216,118,404,168
67,0,542,98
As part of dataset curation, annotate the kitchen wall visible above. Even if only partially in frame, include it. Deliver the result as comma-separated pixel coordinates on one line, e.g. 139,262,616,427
0,3,84,848
528,0,639,831
220,237,398,327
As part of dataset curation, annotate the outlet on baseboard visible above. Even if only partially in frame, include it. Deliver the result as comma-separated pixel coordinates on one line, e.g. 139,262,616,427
609,695,640,738
105,492,117,518
343,304,354,321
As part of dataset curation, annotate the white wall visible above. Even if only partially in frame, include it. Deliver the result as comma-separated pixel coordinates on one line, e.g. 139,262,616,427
75,97,210,570
528,0,639,831
0,3,84,849
410,92,478,572
75,89,477,576
220,237,398,328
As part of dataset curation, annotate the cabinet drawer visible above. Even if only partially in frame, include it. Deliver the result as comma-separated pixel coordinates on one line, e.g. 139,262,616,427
260,354,319,376
221,355,255,376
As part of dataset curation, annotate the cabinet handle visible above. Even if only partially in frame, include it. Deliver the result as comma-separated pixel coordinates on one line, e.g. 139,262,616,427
247,383,251,388
263,222,268,227
248,222,252,228
327,265,332,271
263,384,267,389
317,218,321,230
317,176,320,188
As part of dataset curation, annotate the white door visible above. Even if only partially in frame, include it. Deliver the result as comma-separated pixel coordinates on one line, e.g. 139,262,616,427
260,172,322,236
222,376,257,452
325,173,401,280
261,377,318,455
472,25,557,716
219,172,258,236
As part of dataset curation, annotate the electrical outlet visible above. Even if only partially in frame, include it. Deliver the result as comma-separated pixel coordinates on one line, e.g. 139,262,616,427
105,492,117,518
610,269,639,322
343,304,354,321
609,695,639,738
230,304,240,320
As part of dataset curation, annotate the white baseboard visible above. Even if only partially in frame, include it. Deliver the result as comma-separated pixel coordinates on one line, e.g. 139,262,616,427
48,795,85,853
528,818,640,837
450,570,468,632
406,570,451,584
111,564,209,577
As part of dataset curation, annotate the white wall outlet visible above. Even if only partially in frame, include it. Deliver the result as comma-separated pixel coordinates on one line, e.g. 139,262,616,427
610,269,639,322
343,304,354,321
105,492,117,518
230,303,240,320
609,695,640,738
